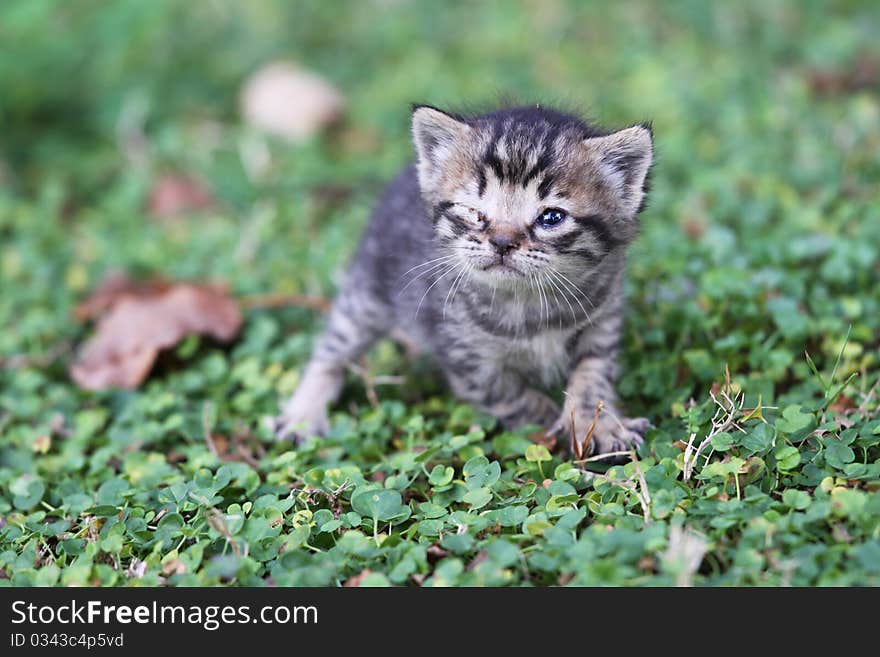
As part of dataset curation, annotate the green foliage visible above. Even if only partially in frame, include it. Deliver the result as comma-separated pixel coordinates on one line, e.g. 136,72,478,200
1,1,879,586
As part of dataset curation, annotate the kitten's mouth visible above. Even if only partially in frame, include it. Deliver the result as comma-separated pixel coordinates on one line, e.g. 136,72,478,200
482,262,522,276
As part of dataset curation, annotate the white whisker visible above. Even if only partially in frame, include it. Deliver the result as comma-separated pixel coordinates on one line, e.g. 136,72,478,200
547,267,592,325
443,263,470,319
537,274,550,330
552,268,595,309
415,263,460,319
542,272,564,330
523,274,544,330
450,264,474,311
398,257,458,295
544,270,576,326
396,254,457,282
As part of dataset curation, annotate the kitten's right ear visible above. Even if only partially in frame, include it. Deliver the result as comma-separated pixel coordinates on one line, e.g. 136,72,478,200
411,105,470,190
582,124,653,216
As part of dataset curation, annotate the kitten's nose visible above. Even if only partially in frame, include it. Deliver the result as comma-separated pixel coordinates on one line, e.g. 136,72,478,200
489,234,518,256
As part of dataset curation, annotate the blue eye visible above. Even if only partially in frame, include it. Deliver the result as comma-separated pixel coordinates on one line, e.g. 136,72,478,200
536,208,567,228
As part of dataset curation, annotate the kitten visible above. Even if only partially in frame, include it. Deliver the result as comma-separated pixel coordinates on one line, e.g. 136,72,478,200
273,104,653,455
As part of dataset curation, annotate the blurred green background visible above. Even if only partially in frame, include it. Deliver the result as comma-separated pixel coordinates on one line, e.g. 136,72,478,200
1,1,880,586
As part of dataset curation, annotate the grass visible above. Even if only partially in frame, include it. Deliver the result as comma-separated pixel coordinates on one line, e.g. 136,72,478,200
1,0,879,586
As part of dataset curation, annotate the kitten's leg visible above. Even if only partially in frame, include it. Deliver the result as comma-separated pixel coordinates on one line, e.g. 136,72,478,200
444,359,560,431
551,315,650,455
272,287,390,443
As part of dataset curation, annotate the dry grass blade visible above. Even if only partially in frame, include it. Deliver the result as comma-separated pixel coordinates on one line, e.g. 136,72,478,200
682,369,763,481
573,450,632,464
577,450,652,522
202,402,219,458
204,508,242,557
631,449,651,521
349,360,379,408
662,526,708,587
569,405,580,459
578,400,604,457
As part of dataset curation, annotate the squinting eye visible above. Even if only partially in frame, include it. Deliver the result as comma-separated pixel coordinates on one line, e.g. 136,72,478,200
461,206,486,225
536,208,567,228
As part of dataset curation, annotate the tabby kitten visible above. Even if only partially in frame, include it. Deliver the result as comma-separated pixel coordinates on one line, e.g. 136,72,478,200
273,105,653,455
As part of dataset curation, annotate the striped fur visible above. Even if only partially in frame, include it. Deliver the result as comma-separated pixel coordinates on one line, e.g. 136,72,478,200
273,105,654,455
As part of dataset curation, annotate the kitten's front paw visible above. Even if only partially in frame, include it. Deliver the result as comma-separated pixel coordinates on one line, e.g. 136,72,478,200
270,402,330,444
549,411,651,458
589,415,650,455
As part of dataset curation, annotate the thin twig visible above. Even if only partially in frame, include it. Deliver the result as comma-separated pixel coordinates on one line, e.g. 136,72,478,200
204,507,243,558
235,443,261,469
683,386,747,481
239,292,330,312
573,450,632,464
569,404,579,458
579,451,652,523
857,378,879,419
202,402,219,458
584,470,649,519
348,361,379,408
682,432,698,480
631,450,652,522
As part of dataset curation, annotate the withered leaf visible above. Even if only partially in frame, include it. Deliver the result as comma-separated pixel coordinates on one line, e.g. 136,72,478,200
343,569,373,587
528,428,557,452
807,52,880,96
148,173,214,219
74,271,171,321
70,277,242,391
239,61,345,143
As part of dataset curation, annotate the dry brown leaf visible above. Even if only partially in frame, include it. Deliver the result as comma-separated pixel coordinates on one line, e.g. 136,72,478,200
426,544,448,563
681,216,706,240
148,173,214,219
528,428,557,452
206,433,229,458
343,569,373,587
637,556,657,572
807,52,880,96
240,61,345,143
74,272,170,321
557,573,574,586
162,559,186,576
828,394,856,414
466,550,489,571
70,276,241,391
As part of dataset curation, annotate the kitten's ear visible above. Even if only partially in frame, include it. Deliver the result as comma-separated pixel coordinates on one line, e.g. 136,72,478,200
583,124,653,215
411,105,470,190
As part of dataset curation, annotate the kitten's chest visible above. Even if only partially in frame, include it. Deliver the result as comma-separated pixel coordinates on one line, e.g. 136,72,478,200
494,331,572,386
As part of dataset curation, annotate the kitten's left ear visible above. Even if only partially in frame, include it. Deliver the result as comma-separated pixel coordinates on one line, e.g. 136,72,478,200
583,124,653,215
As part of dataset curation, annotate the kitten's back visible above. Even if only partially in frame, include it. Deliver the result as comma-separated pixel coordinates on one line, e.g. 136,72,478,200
346,165,443,334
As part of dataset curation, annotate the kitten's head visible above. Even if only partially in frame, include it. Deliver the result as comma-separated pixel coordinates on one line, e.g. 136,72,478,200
411,105,653,287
